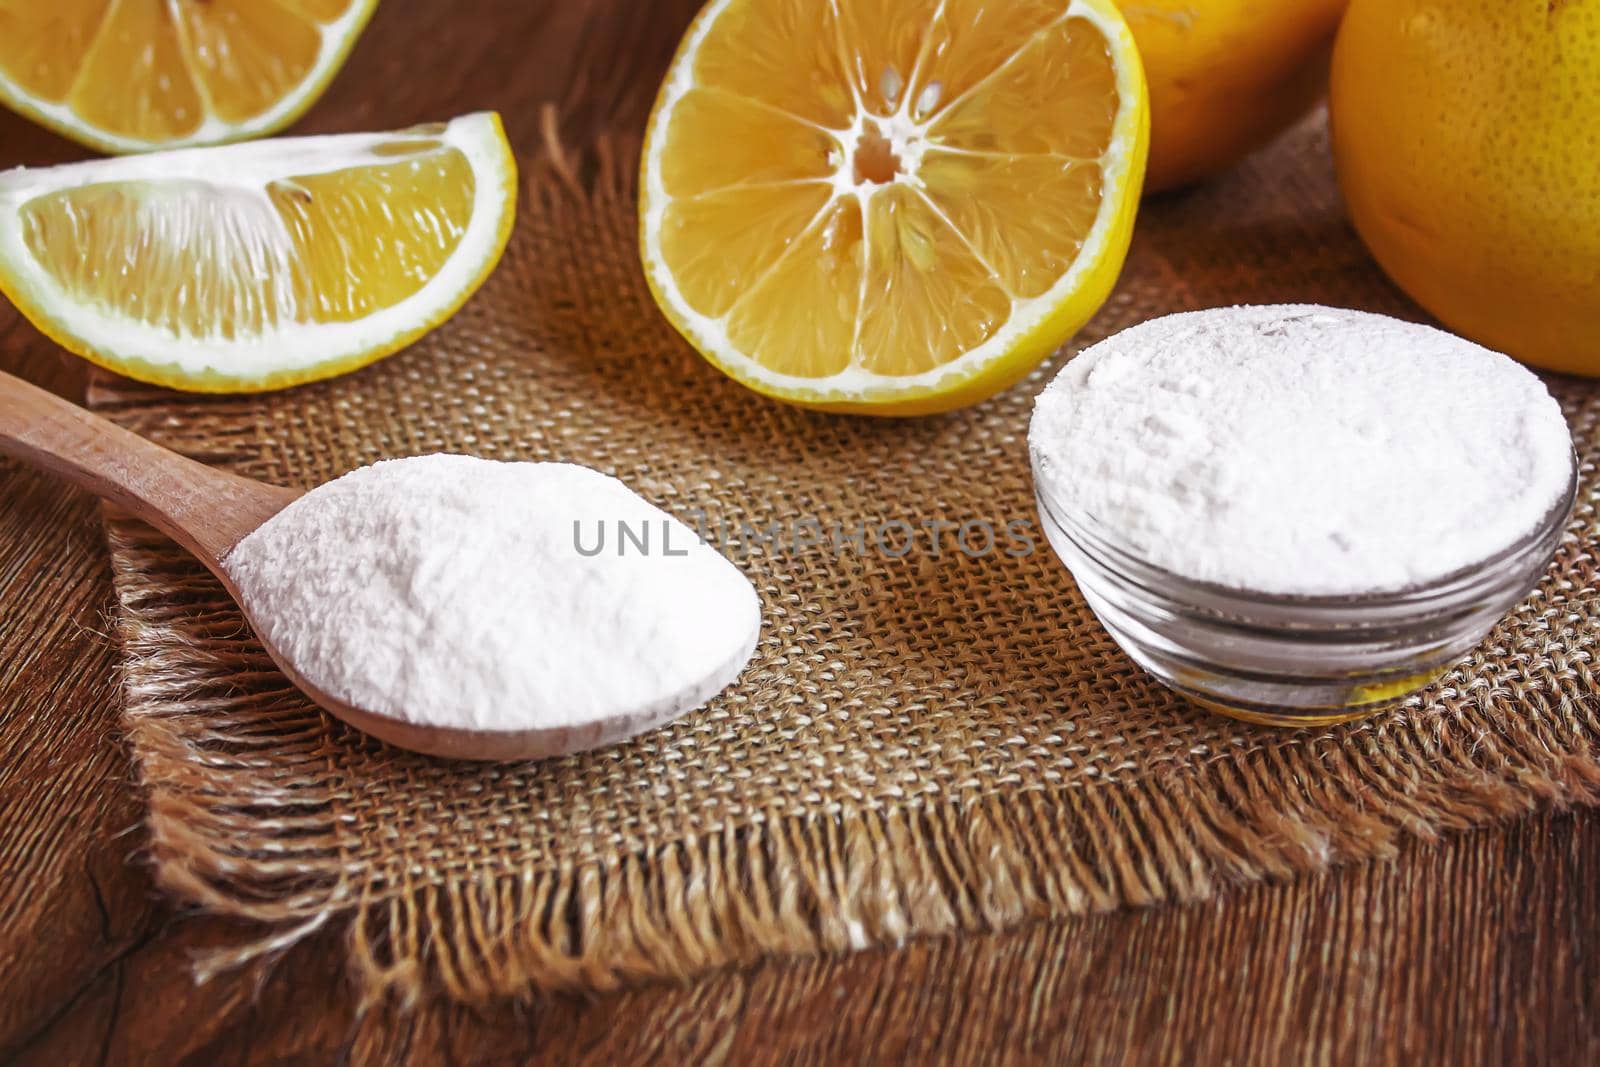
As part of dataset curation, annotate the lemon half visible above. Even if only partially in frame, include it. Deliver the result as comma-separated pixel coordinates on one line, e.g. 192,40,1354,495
640,0,1149,415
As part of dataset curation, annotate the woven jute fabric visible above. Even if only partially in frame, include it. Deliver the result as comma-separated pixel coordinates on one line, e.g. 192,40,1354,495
93,114,1600,1003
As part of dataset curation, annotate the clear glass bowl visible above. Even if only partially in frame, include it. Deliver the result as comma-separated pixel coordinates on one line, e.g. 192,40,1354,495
1032,460,1579,727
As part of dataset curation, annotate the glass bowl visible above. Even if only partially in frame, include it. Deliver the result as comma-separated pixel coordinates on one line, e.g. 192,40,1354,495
1032,458,1579,727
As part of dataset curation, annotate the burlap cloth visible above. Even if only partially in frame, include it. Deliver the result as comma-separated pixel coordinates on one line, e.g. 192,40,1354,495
91,113,1600,1003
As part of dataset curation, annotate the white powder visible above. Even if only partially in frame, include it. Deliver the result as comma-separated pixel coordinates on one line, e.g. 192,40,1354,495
1029,305,1574,595
224,455,761,734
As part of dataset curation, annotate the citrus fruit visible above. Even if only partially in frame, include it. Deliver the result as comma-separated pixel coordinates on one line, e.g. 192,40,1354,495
1332,0,1600,376
1119,0,1348,193
0,0,378,154
639,0,1149,416
0,111,516,392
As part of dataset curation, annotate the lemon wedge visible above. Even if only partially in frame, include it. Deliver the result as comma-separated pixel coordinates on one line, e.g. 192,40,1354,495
0,0,378,154
640,0,1148,415
0,111,516,392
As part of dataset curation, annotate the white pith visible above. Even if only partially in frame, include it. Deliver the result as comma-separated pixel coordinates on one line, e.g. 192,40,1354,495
0,112,516,383
641,0,1144,404
0,0,377,154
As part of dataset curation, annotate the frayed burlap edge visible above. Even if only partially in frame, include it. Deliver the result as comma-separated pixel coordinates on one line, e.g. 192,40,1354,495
108,515,1600,1006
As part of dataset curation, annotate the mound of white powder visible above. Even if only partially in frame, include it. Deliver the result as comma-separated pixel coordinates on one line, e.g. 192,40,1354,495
1029,305,1574,595
224,456,761,733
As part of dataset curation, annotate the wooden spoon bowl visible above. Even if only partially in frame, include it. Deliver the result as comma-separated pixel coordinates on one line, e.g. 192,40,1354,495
0,370,674,761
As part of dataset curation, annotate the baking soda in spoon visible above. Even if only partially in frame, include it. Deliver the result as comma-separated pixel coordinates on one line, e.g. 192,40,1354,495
224,455,760,741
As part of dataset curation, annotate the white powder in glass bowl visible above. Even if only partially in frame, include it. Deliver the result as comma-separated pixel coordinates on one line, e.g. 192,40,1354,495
1028,305,1575,596
224,455,761,734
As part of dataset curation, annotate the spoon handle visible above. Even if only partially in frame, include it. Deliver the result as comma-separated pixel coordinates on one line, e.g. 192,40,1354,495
0,370,297,563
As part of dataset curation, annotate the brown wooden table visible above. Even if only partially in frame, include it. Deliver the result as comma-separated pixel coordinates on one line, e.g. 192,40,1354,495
1,3,1597,1063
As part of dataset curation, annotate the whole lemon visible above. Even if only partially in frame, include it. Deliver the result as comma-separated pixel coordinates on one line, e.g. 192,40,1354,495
1332,0,1600,375
1121,0,1349,192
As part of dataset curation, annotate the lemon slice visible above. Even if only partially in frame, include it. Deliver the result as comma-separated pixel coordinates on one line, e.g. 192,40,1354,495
0,111,516,392
640,0,1148,415
0,0,378,154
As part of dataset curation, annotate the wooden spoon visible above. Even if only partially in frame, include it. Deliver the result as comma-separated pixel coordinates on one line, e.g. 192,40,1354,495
0,370,656,761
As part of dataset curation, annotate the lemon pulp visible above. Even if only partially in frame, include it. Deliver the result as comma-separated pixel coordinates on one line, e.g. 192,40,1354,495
20,142,474,338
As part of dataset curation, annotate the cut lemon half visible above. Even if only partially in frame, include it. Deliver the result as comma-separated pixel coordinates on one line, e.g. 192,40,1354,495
0,111,516,392
640,0,1149,415
0,0,378,154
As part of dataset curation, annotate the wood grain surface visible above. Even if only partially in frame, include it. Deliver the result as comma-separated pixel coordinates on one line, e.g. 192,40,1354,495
0,2,1597,1064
